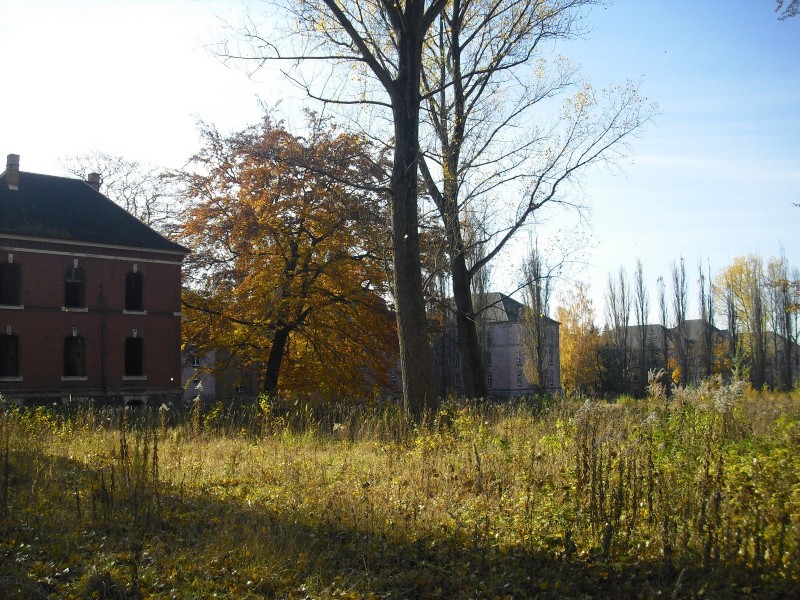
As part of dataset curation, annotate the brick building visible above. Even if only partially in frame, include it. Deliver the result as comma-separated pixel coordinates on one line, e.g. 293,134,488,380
0,154,189,406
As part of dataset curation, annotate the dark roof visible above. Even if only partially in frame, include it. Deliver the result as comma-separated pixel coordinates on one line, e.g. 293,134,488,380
677,318,723,341
475,292,559,325
1,170,188,254
616,319,727,347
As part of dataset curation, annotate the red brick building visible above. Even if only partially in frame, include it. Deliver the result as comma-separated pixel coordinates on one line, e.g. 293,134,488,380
0,154,189,406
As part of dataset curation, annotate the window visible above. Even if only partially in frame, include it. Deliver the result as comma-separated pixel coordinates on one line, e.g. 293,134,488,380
192,355,201,368
64,336,84,377
487,372,493,388
486,352,492,368
125,271,144,311
0,334,19,377
125,337,144,376
64,267,85,308
517,371,523,387
0,262,21,305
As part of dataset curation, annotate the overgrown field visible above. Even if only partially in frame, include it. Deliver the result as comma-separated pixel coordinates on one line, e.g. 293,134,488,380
2,382,800,599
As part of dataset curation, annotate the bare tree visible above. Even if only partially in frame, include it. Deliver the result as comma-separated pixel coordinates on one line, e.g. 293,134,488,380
416,0,654,397
604,267,631,393
633,259,649,395
671,257,689,386
767,250,799,390
751,266,767,389
656,275,669,372
521,243,555,393
62,151,178,234
721,280,740,375
697,259,715,381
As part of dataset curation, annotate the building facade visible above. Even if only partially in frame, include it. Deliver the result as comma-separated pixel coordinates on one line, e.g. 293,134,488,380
0,154,189,406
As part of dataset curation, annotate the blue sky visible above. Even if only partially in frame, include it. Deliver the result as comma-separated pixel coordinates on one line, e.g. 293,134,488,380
1,0,798,323
567,1,799,320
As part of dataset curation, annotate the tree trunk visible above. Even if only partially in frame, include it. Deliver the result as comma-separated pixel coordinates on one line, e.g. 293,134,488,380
784,309,794,391
751,281,766,390
263,326,291,396
451,252,487,398
390,3,437,420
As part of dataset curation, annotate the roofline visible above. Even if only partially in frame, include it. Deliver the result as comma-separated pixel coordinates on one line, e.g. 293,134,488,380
0,242,186,266
470,291,560,325
0,232,189,257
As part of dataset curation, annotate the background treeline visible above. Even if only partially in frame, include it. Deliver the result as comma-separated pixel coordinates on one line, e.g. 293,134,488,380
554,252,799,397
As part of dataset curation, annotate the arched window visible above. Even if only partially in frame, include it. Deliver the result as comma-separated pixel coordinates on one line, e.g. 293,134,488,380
0,334,19,377
64,336,84,376
0,262,21,305
125,271,144,311
125,337,144,376
64,267,85,308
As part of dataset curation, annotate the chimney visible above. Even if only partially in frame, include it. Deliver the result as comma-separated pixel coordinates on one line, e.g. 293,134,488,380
86,172,102,191
5,154,19,190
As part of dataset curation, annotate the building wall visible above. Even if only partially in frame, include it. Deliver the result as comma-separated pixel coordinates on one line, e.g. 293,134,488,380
485,321,560,397
0,236,184,404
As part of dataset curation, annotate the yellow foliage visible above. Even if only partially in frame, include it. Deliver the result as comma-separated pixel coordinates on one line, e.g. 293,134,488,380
178,112,397,398
556,282,602,396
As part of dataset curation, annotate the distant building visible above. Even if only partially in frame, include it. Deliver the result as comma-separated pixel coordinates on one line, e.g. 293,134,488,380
613,318,799,393
433,292,560,398
180,349,261,405
0,154,189,406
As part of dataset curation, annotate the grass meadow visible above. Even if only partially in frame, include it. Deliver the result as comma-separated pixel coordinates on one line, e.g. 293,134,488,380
1,380,800,599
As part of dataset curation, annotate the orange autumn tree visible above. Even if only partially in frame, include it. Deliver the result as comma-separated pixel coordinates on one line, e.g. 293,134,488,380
178,112,397,399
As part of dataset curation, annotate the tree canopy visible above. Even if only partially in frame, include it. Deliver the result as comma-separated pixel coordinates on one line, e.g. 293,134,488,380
221,0,652,408
177,112,397,399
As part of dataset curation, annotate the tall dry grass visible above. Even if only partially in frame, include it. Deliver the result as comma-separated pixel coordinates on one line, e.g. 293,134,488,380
1,383,799,598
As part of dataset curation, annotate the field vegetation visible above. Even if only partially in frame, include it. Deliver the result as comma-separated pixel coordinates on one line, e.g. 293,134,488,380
2,381,800,598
